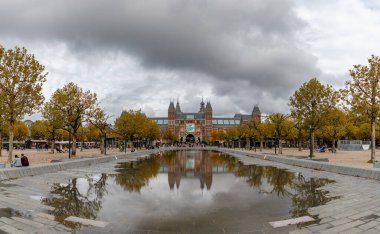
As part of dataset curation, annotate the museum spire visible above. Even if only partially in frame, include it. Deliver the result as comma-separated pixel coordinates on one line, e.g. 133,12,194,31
199,97,205,113
175,99,182,113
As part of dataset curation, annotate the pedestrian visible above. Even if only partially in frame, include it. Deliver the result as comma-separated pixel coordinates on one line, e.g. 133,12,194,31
11,155,22,167
21,154,29,167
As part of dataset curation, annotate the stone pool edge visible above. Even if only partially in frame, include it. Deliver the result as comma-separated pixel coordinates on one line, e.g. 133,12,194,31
3,146,380,182
0,149,160,181
218,148,380,181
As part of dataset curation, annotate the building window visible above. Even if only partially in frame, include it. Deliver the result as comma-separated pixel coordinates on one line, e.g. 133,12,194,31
235,120,241,124
229,119,235,125
212,120,217,125
217,120,223,124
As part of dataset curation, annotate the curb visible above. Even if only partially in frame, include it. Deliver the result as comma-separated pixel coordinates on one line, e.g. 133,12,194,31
218,148,380,180
0,149,159,181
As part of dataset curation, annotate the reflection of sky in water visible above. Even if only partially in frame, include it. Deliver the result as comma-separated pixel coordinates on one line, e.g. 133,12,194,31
96,173,292,227
42,151,334,232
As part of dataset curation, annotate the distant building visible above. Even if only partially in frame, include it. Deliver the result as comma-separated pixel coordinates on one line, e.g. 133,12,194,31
150,99,261,143
24,119,33,138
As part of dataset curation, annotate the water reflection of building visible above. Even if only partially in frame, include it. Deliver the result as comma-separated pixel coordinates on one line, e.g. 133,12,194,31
159,150,230,191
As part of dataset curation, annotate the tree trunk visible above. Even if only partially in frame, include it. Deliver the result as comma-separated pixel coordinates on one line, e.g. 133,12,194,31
246,137,250,149
310,130,315,158
51,140,55,154
279,138,282,154
72,134,77,156
100,135,105,154
124,140,127,153
371,119,376,163
8,123,14,164
332,138,336,154
298,128,302,151
0,132,2,157
260,138,263,152
238,139,241,149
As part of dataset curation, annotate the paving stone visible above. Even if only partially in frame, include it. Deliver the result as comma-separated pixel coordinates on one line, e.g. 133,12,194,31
358,220,380,230
307,223,333,232
349,211,375,220
318,220,364,234
11,216,45,228
319,216,334,223
343,228,364,234
0,224,26,234
329,217,352,226
288,229,312,234
362,229,380,234
0,217,15,225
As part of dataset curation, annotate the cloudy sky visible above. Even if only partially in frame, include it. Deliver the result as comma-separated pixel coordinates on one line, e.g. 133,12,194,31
1,0,380,120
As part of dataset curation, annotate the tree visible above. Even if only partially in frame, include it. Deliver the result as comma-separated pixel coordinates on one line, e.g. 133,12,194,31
47,82,97,156
268,113,295,154
291,110,305,151
12,121,29,141
30,120,49,140
114,110,149,150
236,124,249,148
162,128,176,145
0,46,47,163
42,101,65,153
247,119,270,151
289,78,339,158
345,55,380,163
143,120,160,147
210,129,222,143
320,109,347,153
87,107,111,154
225,127,238,148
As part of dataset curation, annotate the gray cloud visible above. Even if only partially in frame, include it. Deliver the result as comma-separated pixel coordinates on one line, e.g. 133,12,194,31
0,0,321,117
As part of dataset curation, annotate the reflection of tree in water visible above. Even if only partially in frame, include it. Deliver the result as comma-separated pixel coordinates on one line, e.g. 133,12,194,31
210,152,239,172
113,156,160,193
234,163,334,223
235,165,294,196
290,175,334,219
41,174,108,230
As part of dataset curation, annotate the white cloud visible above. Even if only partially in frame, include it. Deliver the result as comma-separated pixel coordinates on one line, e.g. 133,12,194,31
296,0,380,87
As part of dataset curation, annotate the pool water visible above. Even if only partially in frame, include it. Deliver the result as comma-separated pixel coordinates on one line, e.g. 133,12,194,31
41,150,334,233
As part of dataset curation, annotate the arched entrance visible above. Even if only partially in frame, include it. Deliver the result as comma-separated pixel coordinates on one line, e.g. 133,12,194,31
186,134,195,143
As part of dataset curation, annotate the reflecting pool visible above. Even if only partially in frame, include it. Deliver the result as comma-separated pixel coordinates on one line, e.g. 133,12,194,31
42,150,335,233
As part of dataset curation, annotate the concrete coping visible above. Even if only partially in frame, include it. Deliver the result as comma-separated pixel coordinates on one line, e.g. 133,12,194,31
218,148,380,181
4,146,378,182
0,150,159,181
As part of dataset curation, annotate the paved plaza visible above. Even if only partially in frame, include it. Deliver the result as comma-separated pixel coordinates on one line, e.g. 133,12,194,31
1,149,380,233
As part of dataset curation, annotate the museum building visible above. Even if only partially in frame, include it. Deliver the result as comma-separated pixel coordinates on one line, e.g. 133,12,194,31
150,99,261,143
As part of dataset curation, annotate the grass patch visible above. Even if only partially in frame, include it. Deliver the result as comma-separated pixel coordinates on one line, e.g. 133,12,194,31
367,159,378,163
